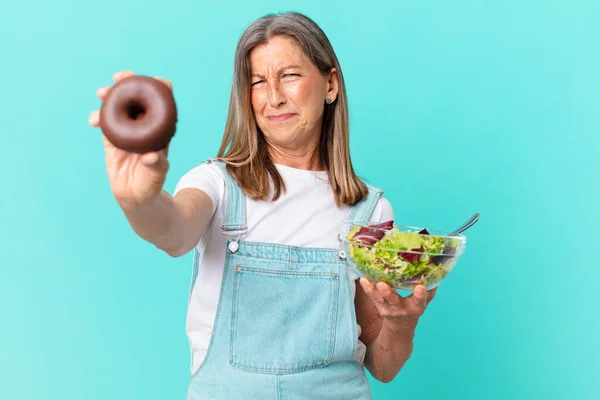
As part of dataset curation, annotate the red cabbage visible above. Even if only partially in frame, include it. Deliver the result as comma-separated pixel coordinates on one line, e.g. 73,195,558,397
352,220,394,246
399,249,423,262
430,246,456,264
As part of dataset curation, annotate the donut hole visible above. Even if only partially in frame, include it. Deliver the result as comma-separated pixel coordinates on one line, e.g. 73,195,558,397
125,102,146,120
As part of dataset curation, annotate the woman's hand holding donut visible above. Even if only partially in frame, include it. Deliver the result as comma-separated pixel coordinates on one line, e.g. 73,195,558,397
89,71,174,210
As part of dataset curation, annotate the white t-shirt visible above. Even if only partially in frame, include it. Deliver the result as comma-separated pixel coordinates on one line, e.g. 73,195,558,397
173,161,394,375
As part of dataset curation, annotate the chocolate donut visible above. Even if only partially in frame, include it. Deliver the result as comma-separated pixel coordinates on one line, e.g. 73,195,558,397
99,75,178,153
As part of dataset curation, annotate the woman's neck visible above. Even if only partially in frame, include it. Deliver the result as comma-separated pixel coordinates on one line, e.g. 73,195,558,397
267,143,324,171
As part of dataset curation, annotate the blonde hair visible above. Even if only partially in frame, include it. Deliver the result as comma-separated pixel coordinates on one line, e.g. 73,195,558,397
217,11,368,206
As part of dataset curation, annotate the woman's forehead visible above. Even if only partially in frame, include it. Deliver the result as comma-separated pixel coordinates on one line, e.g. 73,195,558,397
249,37,310,70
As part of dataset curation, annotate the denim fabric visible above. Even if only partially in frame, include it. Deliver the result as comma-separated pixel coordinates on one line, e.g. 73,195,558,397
186,160,382,400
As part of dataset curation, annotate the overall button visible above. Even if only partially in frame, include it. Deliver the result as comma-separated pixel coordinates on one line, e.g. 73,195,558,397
229,241,239,253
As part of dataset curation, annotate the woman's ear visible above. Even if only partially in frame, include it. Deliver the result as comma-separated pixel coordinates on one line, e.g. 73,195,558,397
326,67,339,102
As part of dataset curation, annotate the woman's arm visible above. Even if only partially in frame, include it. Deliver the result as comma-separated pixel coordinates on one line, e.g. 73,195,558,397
355,278,437,383
121,187,214,257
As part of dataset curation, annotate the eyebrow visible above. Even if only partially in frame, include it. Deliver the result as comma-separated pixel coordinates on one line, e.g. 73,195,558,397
251,65,301,79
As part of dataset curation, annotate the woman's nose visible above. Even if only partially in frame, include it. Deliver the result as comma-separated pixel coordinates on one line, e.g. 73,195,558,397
267,81,286,107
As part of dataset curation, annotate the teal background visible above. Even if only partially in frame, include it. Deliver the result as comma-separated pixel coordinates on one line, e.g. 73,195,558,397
1,0,598,399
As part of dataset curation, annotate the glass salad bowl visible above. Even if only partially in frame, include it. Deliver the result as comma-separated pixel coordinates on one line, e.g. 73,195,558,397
340,221,467,291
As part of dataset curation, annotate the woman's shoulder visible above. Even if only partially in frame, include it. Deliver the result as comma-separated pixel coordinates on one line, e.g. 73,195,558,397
173,160,226,212
372,195,394,223
357,180,394,223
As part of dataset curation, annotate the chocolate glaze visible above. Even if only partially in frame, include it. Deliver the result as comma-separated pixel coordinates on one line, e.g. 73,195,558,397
99,75,177,153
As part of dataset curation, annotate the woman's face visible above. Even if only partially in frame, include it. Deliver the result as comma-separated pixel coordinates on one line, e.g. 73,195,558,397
249,35,338,151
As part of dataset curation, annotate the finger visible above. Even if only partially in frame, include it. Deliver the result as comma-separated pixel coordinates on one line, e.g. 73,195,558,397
141,151,161,165
411,284,428,309
97,86,111,100
359,278,377,296
155,145,170,161
89,110,100,127
360,278,385,305
146,152,170,176
113,70,134,83
375,281,401,305
153,76,173,91
140,148,170,169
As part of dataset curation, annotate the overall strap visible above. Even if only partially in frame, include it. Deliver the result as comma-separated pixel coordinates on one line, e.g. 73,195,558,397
205,158,247,234
346,183,383,225
188,158,247,304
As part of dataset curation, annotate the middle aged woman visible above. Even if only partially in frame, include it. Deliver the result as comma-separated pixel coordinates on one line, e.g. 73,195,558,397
89,11,437,400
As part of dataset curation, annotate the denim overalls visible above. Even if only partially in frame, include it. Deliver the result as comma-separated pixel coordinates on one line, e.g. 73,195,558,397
185,159,383,400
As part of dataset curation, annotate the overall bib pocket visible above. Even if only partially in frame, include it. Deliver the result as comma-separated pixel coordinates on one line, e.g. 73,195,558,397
229,264,340,374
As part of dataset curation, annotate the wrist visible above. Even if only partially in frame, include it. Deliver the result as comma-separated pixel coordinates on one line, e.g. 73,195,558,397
382,317,417,341
116,190,164,213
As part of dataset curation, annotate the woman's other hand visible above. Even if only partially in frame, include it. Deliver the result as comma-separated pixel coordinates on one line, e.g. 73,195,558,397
358,278,437,336
88,70,174,210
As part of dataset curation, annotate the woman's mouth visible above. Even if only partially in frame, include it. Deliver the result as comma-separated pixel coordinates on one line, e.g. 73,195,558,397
267,113,296,122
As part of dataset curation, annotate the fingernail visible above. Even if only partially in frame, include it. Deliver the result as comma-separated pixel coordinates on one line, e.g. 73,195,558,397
361,278,374,292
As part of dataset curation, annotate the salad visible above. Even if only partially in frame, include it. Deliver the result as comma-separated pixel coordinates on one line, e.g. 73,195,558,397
346,221,461,288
